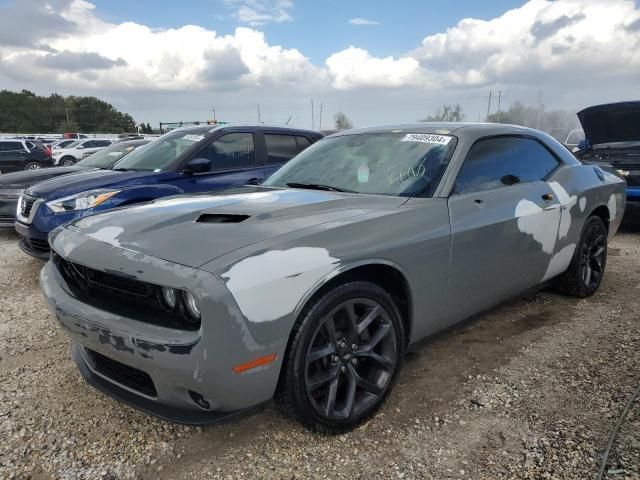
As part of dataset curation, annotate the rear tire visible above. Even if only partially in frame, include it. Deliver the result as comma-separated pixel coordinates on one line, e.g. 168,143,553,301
24,162,42,171
60,157,76,166
552,215,607,298
275,281,405,434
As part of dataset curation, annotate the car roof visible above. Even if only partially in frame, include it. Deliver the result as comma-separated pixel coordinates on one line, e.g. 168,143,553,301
328,122,543,138
170,123,322,137
111,139,150,147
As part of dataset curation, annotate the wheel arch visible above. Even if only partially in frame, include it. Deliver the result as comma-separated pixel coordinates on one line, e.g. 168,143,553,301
293,259,414,347
589,204,610,233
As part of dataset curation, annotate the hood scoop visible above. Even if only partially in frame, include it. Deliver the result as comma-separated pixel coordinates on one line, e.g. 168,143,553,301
196,213,250,224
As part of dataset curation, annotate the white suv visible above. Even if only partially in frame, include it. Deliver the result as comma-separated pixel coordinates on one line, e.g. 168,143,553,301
52,139,113,166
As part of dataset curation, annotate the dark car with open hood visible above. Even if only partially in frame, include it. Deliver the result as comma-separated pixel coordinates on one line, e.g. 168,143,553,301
0,139,149,228
574,101,640,222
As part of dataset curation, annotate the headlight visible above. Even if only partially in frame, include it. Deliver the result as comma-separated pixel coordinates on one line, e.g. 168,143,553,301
616,169,630,177
183,291,201,320
161,287,178,309
46,189,120,213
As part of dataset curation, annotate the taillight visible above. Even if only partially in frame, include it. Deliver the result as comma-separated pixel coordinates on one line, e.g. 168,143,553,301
44,145,52,156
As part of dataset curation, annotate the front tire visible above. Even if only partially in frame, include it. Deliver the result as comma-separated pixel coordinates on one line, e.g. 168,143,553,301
60,156,76,166
275,281,405,434
552,215,607,298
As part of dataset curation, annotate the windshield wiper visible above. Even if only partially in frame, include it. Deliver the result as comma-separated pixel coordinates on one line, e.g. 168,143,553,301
112,167,138,172
286,182,355,193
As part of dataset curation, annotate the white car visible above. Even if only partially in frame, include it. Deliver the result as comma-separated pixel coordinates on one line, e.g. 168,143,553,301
52,139,113,166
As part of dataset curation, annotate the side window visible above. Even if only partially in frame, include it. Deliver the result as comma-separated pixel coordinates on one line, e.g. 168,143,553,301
295,136,312,152
5,141,23,151
264,134,299,165
0,143,9,152
454,137,559,195
202,133,255,170
82,140,96,148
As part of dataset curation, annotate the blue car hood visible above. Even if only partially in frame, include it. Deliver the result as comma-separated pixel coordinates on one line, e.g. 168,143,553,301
26,169,171,200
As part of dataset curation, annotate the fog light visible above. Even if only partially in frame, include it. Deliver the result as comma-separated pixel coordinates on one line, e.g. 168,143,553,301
183,291,200,320
161,287,178,309
188,390,211,410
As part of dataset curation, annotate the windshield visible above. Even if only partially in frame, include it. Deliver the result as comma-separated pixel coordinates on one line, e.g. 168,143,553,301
265,132,457,197
113,130,208,171
76,143,144,168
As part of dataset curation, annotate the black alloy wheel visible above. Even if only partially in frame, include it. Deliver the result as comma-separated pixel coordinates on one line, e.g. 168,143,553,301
275,281,404,434
304,298,397,421
552,215,608,298
580,220,606,290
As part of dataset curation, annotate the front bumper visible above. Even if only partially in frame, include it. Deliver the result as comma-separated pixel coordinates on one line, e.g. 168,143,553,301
0,196,19,228
623,187,640,223
41,235,288,422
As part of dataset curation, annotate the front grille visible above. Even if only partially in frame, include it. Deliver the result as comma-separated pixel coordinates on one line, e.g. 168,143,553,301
29,238,50,252
86,348,157,397
20,195,38,218
52,251,200,330
0,213,13,224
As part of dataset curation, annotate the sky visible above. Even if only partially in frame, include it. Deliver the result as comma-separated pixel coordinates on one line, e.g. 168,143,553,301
0,0,639,130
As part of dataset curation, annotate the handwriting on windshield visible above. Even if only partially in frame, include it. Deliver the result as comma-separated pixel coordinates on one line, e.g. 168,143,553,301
386,164,425,185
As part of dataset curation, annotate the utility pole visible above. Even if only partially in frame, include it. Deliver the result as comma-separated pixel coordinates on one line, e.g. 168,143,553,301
497,90,502,123
319,103,323,130
310,100,315,130
536,90,543,130
257,104,261,123
486,91,492,120
212,108,216,122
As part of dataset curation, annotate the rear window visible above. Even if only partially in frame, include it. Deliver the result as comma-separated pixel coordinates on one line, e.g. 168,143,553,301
265,134,299,165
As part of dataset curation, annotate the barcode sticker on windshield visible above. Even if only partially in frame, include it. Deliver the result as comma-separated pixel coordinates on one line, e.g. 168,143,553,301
182,134,204,142
401,133,452,145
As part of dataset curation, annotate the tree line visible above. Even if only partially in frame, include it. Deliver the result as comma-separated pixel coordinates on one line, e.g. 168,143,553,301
0,89,138,134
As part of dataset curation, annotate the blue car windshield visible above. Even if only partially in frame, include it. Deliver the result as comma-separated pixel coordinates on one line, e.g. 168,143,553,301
113,130,209,171
265,132,457,197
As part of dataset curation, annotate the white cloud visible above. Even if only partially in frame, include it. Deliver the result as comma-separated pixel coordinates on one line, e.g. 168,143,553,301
349,18,380,26
328,0,640,90
0,0,321,91
0,0,639,127
225,0,294,26
326,47,422,90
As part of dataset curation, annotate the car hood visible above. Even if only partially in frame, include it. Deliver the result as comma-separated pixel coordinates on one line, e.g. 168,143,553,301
26,169,160,200
57,187,407,268
577,101,640,146
0,166,91,189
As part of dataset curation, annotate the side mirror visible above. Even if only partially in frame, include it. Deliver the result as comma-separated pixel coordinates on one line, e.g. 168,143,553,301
183,157,211,174
76,144,85,149
577,139,587,151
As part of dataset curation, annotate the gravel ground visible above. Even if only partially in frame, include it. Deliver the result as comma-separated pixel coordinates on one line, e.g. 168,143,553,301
0,227,638,480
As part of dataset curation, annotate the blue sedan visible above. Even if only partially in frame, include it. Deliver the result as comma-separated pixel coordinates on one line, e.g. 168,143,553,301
15,124,322,258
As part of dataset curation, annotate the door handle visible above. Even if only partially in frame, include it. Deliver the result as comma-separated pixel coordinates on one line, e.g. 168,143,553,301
473,199,484,206
541,193,554,202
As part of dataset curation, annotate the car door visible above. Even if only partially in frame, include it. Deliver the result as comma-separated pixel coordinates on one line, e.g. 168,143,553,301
177,132,266,192
447,136,562,319
261,133,308,179
0,141,27,172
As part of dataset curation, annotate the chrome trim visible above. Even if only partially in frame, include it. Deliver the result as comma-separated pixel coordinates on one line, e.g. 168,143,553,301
16,194,43,224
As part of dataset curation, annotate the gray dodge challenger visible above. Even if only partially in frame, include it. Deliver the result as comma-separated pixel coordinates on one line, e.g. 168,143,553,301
41,123,625,433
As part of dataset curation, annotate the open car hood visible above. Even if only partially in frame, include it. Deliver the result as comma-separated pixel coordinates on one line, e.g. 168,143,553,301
577,101,640,147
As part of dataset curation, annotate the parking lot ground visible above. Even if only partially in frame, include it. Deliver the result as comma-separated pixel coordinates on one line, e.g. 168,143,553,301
0,228,638,480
